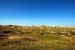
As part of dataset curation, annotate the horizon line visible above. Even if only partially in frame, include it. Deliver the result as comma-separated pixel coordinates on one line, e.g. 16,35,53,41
0,24,75,27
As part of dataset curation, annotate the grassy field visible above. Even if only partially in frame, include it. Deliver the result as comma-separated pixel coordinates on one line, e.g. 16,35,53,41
0,25,75,50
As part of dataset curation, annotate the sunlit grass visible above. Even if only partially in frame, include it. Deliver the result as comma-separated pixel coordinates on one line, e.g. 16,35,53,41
0,25,75,50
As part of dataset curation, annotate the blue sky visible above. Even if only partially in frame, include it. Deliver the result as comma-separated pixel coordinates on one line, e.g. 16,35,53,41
0,0,75,26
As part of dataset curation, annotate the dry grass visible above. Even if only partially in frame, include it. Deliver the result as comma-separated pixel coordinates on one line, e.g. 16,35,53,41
0,25,75,50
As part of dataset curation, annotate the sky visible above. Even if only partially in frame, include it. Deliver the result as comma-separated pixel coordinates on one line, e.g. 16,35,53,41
0,0,75,26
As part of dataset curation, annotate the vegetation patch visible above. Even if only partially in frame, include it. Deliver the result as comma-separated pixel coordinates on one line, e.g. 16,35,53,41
0,25,75,50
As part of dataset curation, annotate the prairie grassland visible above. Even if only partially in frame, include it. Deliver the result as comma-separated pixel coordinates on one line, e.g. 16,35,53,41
0,25,75,50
